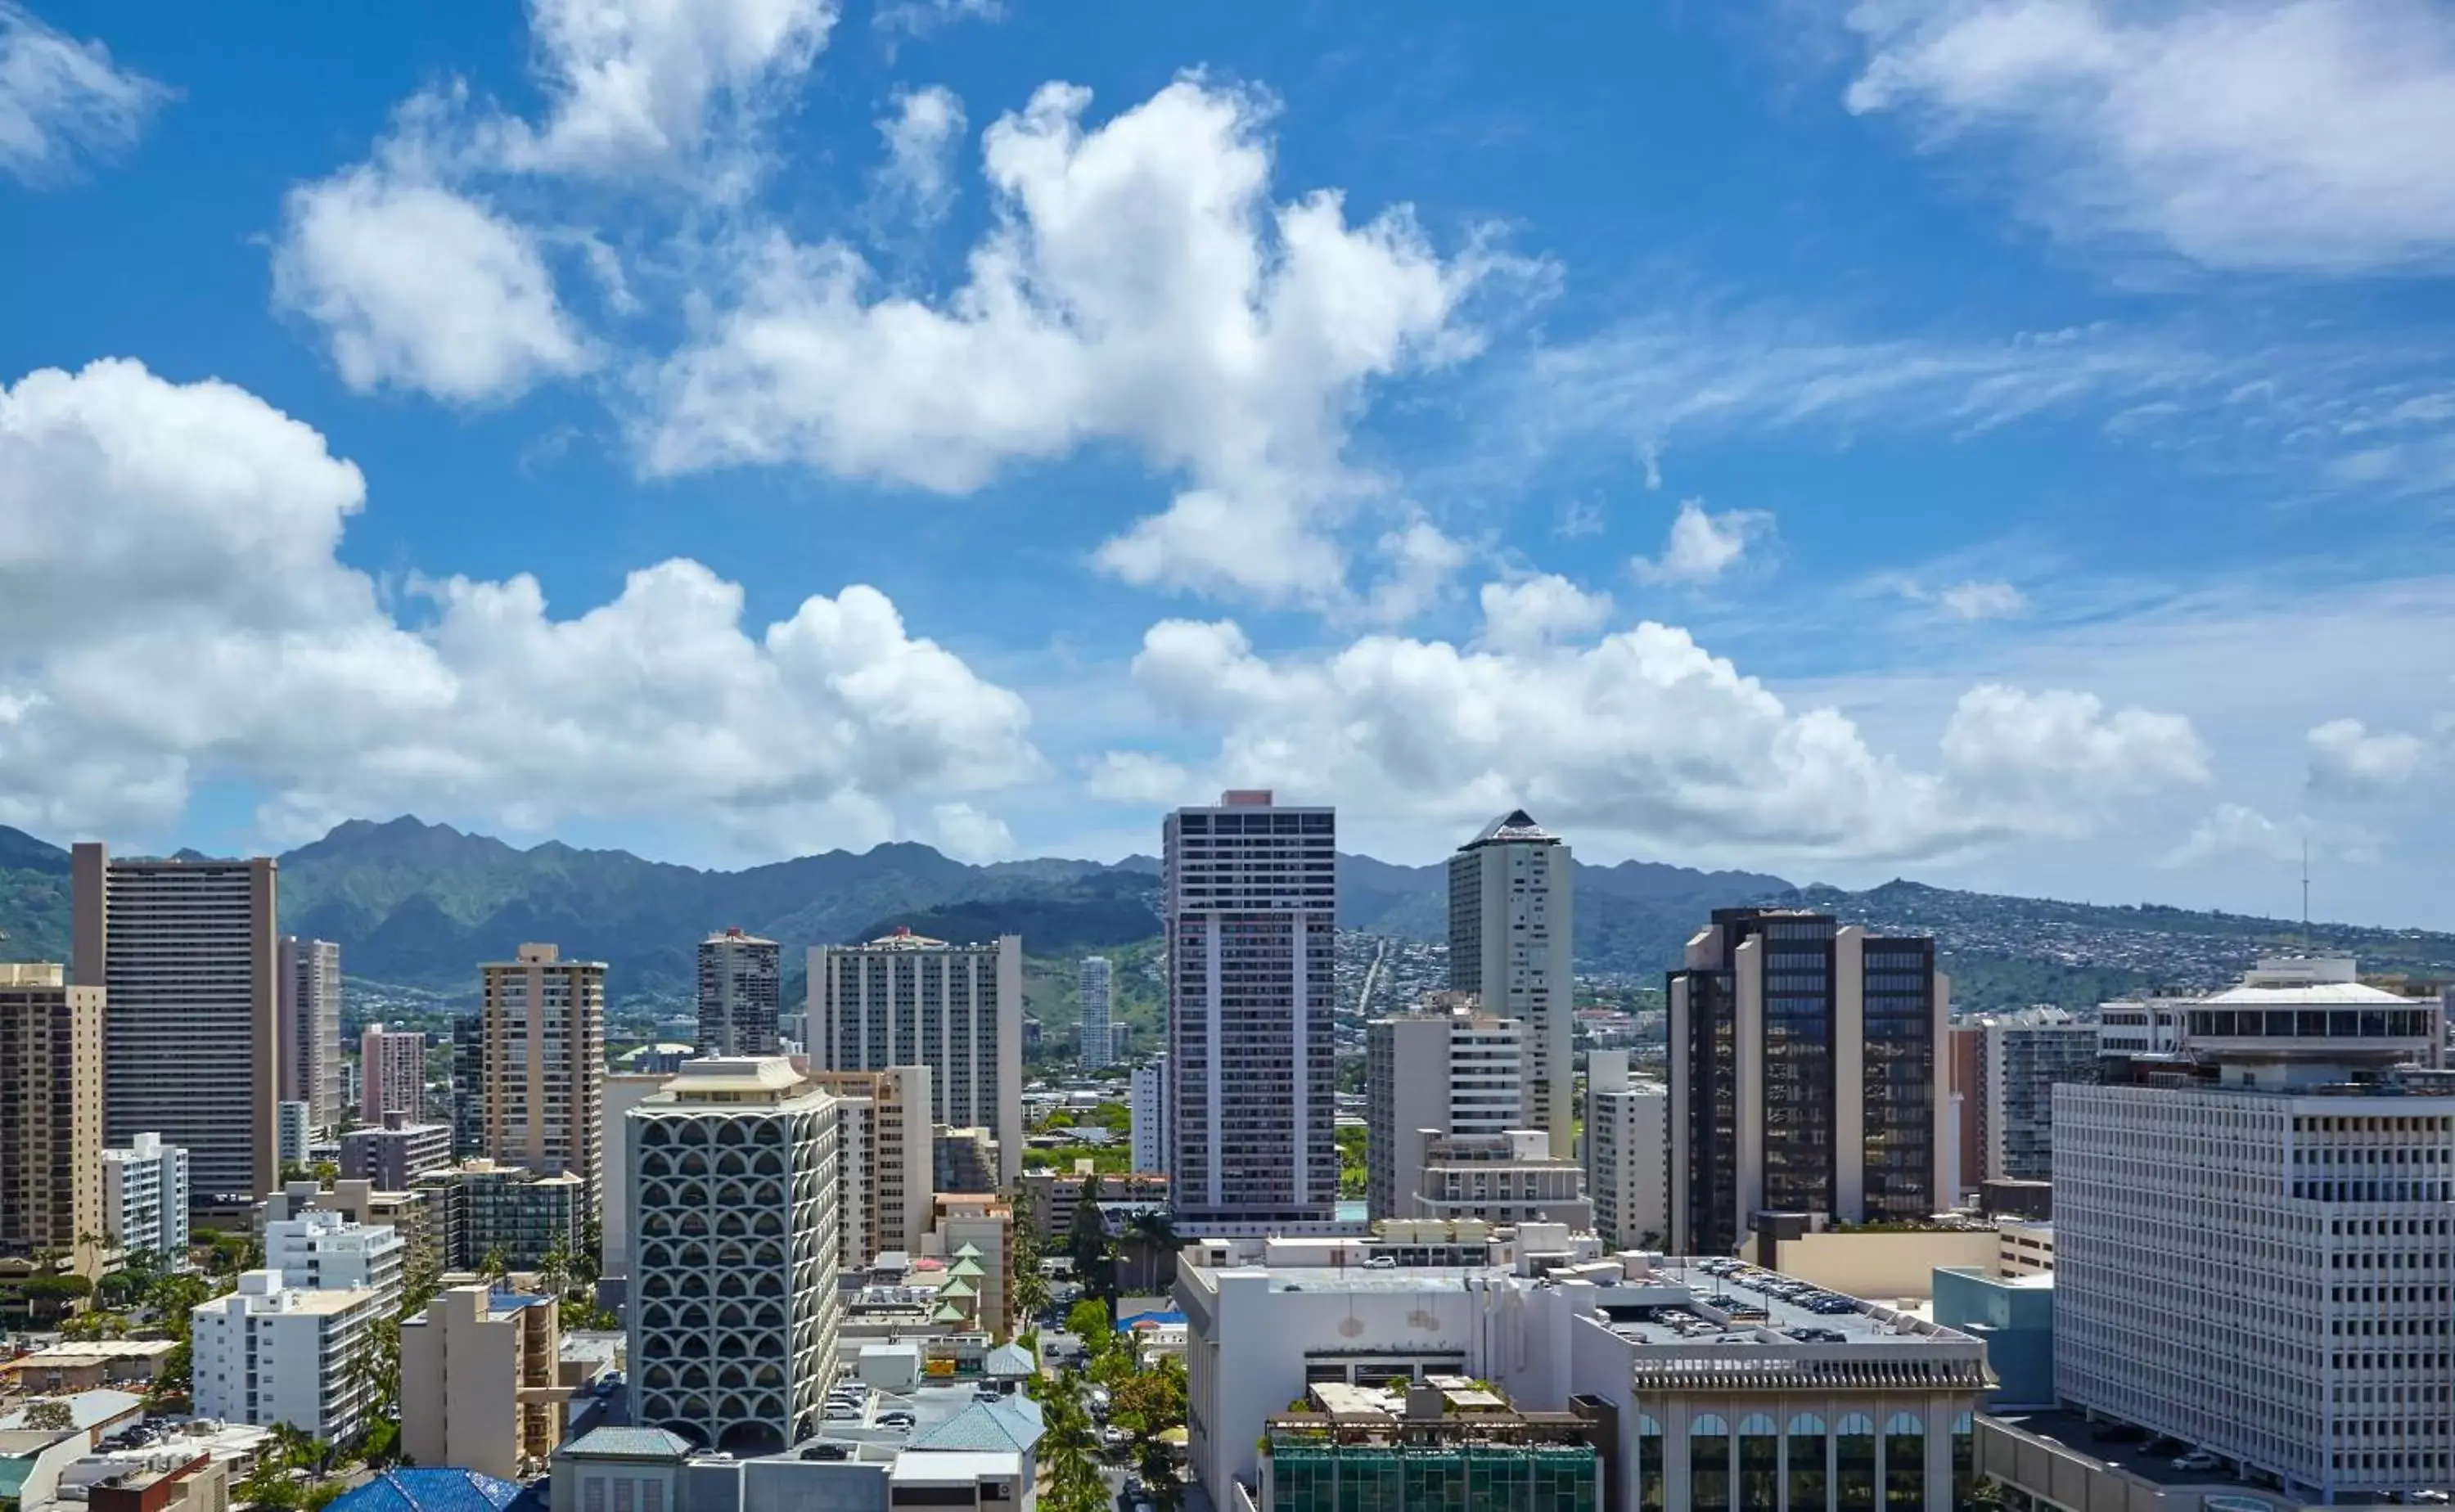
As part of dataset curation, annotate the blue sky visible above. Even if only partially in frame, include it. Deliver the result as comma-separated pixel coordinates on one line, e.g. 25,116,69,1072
4,0,2454,927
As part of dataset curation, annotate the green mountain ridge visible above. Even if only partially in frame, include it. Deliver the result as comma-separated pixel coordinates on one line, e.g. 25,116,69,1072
3,818,2451,1015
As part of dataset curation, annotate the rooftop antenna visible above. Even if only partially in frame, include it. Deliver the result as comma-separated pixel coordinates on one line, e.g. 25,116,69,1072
2300,838,2313,955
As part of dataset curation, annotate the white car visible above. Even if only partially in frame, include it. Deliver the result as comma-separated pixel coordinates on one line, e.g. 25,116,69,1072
2172,1451,2220,1473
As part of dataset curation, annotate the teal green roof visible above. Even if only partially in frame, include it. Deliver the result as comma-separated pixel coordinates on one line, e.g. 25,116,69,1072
909,1396,1044,1454
558,1427,695,1460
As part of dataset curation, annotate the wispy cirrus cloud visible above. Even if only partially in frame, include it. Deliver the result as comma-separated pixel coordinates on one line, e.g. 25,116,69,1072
0,2,170,185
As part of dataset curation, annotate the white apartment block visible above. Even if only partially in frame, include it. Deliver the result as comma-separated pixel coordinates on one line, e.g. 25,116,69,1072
806,1065,935,1271
1964,1007,2097,1184
479,944,607,1222
1077,956,1115,1070
101,1132,190,1263
2095,994,2188,1056
360,1024,427,1124
73,844,280,1209
277,1102,311,1167
264,1209,406,1315
1129,1055,1170,1176
1165,791,1337,1223
279,937,343,1132
1364,1002,1531,1219
1447,810,1575,1159
1584,1050,1669,1251
191,1270,384,1441
1181,1242,1987,1512
1412,1130,1593,1229
811,929,1022,1190
2055,956,2453,1504
628,1058,843,1455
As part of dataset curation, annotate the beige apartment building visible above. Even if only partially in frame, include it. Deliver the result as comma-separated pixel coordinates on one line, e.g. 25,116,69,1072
402,1284,566,1478
0,963,106,1278
804,1065,935,1269
478,944,606,1222
73,844,280,1213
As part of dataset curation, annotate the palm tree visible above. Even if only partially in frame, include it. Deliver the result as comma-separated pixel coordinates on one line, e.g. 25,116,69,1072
477,1247,511,1285
538,1240,573,1301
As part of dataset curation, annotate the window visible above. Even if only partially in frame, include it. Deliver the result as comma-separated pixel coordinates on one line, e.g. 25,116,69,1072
1836,1414,1876,1511
1737,1414,1779,1510
1691,1415,1731,1512
1883,1413,1925,1509
1788,1415,1828,1512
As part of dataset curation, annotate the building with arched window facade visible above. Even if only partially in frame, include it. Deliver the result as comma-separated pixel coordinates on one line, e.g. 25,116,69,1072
625,1058,842,1456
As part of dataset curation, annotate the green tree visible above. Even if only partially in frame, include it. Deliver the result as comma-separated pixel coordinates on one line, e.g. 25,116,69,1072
1112,1355,1188,1512
1027,1367,1107,1512
538,1239,574,1300
477,1246,511,1284
21,1400,75,1432
350,1315,403,1424
1067,1177,1111,1298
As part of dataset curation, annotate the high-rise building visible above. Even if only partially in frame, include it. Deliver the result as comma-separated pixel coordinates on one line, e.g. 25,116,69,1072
811,929,1022,1190
1164,790,1337,1223
2051,956,2453,1505
1583,1050,1669,1251
1111,1020,1130,1061
264,1209,406,1314
933,1126,1001,1195
102,1131,190,1263
1129,1055,1170,1175
478,943,606,1220
1951,1007,2097,1188
0,962,105,1276
696,928,780,1056
415,1159,585,1273
1364,999,1531,1220
597,1072,671,1280
278,938,343,1133
1667,908,1948,1256
1448,810,1574,1159
277,1101,312,1167
191,1271,383,1440
804,1066,934,1271
73,844,280,1212
628,1057,841,1454
360,1024,427,1124
1077,956,1114,1069
450,1015,484,1157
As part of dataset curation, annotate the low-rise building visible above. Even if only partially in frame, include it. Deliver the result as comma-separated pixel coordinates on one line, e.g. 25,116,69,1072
264,1210,405,1314
1582,1050,1667,1251
416,1159,583,1273
1931,1267,2053,1410
926,1195,1011,1341
0,1340,180,1394
1256,1380,1601,1512
1740,1218,2001,1305
1180,1246,1988,1512
400,1285,566,1478
340,1114,455,1190
1017,1169,1168,1243
101,1133,189,1269
259,1179,435,1283
932,1127,1000,1196
191,1271,383,1441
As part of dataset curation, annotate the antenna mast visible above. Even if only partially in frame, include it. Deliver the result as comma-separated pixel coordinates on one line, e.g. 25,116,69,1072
2300,838,2312,954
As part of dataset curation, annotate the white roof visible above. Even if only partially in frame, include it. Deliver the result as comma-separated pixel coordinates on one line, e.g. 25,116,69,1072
2203,983,2414,1006
890,1451,1023,1483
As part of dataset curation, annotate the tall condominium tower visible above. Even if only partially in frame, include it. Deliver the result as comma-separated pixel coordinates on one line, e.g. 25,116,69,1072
1948,1006,2099,1191
1667,907,1948,1256
628,1057,841,1454
696,928,781,1056
1364,997,1530,1220
73,843,280,1212
279,938,343,1133
1077,956,1114,1069
1447,811,1574,1159
0,963,106,1276
810,929,1022,1190
360,1023,427,1123
804,1065,935,1271
1165,790,1336,1224
478,944,607,1220
2048,957,2453,1505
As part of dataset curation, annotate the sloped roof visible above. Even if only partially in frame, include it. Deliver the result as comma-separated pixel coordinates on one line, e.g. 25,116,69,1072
0,1389,141,1432
1460,809,1557,849
326,1469,544,1512
559,1427,695,1460
909,1396,1044,1455
953,1244,983,1259
983,1342,1037,1379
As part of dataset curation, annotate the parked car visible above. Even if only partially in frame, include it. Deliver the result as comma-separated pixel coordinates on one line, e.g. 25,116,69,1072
2172,1451,2221,1473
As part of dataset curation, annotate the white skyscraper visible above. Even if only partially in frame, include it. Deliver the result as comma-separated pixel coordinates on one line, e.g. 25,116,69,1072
811,929,1022,1190
628,1058,841,1454
1129,1054,1170,1176
2054,956,2453,1504
101,1131,189,1265
1077,956,1115,1069
1165,790,1336,1223
1446,811,1574,1159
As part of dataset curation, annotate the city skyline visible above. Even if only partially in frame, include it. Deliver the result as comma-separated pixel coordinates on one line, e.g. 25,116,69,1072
4,4,2453,935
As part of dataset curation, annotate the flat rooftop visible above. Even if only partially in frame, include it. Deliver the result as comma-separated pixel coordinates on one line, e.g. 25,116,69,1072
1597,1261,1948,1348
1983,1407,2434,1504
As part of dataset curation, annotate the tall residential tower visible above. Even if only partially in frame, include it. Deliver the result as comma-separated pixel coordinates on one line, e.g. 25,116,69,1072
0,963,105,1276
696,928,781,1056
279,938,343,1133
811,930,1022,1190
1077,956,1115,1069
1447,811,1574,1158
477,944,606,1220
73,844,280,1212
1164,791,1336,1224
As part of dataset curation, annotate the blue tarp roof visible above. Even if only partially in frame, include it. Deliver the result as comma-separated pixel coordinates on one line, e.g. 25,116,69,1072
327,1469,544,1512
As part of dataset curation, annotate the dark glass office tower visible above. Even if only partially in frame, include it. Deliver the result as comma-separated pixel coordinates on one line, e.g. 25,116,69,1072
1667,908,1945,1255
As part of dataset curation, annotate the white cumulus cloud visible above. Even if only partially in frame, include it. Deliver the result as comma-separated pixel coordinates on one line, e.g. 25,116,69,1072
1477,574,1615,651
0,358,1038,853
0,2,169,185
649,77,1486,608
1095,613,2207,863
273,163,594,404
1631,498,1773,585
1844,0,2455,272
874,84,965,225
2306,715,2441,795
